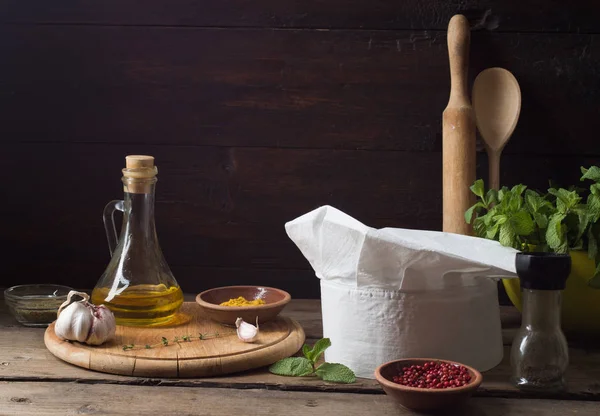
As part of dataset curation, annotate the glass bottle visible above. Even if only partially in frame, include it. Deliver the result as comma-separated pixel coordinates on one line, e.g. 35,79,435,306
91,155,183,326
510,252,571,392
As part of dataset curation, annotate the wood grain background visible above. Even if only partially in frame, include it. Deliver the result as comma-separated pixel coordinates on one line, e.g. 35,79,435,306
1,1,599,298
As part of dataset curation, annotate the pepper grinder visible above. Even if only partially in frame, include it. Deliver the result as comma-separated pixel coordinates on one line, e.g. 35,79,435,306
511,252,571,392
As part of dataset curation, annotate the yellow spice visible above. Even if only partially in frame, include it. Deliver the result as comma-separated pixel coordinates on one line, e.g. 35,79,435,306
220,296,266,307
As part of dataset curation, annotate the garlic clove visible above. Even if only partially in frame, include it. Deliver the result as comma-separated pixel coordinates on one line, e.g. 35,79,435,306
235,317,259,343
86,305,117,345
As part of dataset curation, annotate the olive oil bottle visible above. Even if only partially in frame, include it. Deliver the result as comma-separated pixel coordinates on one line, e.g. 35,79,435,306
92,155,184,326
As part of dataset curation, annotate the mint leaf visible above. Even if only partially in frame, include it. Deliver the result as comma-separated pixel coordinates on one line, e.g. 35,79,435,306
581,166,600,182
525,191,540,213
302,344,311,359
498,187,509,202
485,189,498,207
314,363,356,384
269,357,314,377
588,228,597,260
511,184,527,197
470,179,485,199
533,212,548,229
509,193,524,211
525,190,548,214
509,211,535,236
305,338,331,363
588,194,600,222
483,211,495,226
574,206,590,241
486,223,500,240
465,202,484,224
546,214,568,252
493,214,508,225
549,188,581,213
473,216,489,238
566,190,582,210
499,222,517,248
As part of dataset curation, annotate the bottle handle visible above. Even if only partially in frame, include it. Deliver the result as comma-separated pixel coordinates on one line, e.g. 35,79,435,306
103,200,124,256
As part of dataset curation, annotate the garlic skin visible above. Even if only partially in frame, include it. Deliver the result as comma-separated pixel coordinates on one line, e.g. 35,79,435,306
235,317,259,343
55,301,94,342
54,291,116,346
86,305,116,345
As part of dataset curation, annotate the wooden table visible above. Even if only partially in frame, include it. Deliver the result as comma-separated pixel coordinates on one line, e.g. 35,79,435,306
2,297,600,415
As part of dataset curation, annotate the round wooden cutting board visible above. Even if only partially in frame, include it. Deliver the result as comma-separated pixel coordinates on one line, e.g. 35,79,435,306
44,302,305,377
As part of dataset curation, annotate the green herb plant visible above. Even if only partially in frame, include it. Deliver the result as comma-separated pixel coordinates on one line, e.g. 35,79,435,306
268,338,356,383
465,166,600,288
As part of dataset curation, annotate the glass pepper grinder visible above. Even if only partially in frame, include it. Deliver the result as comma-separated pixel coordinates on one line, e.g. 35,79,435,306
510,252,571,392
91,155,184,327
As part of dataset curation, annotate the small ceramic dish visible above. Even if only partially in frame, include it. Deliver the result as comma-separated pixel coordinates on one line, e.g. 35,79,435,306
4,284,73,327
374,358,483,412
196,286,291,326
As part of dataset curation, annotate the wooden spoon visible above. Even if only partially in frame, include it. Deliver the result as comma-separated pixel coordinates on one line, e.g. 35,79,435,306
472,68,521,190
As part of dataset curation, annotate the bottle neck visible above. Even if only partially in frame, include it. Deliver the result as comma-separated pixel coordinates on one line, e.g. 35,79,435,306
122,181,157,243
521,289,562,329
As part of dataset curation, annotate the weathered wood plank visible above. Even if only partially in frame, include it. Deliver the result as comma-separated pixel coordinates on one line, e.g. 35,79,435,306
2,331,599,399
2,298,599,400
2,0,600,33
3,382,600,416
1,26,599,156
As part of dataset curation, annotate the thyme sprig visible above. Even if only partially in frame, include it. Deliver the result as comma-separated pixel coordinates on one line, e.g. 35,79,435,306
122,331,229,351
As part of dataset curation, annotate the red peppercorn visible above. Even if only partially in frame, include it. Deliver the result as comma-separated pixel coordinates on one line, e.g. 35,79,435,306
390,362,472,389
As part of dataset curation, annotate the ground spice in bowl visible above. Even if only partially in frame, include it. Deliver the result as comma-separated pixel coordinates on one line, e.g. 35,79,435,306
219,296,266,307
4,284,73,327
196,286,290,325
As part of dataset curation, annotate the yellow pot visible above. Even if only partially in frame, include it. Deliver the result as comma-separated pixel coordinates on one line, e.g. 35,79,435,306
503,250,600,333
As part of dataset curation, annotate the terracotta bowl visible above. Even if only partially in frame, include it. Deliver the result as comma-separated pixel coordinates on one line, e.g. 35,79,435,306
374,358,482,412
195,286,291,326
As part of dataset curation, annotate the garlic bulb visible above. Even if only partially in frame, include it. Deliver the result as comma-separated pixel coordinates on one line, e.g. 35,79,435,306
54,291,116,346
235,317,259,343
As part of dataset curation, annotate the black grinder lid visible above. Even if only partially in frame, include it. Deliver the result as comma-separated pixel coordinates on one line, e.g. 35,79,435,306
515,252,571,290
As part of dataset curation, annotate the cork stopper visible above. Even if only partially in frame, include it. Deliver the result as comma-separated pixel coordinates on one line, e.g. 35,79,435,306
126,155,155,169
122,155,158,193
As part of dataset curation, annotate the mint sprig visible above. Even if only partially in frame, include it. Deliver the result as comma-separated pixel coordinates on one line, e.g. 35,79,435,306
304,337,331,362
268,338,356,383
269,357,314,377
466,165,600,287
314,362,356,383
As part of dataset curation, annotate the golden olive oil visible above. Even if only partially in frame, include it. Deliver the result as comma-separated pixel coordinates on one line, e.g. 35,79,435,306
91,284,184,327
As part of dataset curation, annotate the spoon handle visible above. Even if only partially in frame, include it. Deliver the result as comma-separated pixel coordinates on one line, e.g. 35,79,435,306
488,151,501,191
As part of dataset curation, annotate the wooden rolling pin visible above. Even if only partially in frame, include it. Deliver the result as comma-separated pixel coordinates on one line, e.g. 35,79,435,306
442,15,476,235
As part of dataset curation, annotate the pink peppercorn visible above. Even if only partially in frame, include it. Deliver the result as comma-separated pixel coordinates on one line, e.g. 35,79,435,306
391,362,471,389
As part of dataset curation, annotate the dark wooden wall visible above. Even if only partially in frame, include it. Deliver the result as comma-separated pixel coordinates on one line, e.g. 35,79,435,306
1,1,599,298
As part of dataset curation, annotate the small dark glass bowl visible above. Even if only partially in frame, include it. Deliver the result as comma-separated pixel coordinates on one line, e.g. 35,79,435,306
4,284,73,327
